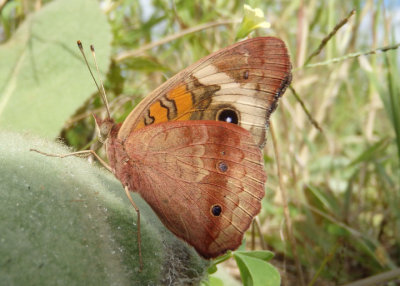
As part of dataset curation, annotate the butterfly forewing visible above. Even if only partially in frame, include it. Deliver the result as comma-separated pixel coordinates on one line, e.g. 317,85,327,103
118,37,292,148
107,120,266,258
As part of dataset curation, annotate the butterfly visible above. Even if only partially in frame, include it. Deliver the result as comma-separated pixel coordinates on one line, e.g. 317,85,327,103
94,37,291,260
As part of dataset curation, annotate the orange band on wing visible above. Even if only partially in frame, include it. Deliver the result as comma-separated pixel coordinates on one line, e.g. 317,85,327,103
149,101,168,123
135,119,145,130
167,84,193,121
132,83,195,132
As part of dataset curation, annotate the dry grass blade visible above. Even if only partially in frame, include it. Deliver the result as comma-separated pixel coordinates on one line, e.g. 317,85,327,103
289,85,323,132
341,268,400,286
114,20,237,62
304,9,356,65
305,43,400,68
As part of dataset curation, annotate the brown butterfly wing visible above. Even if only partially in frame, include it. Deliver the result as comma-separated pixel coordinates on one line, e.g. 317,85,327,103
117,37,292,148
107,120,266,258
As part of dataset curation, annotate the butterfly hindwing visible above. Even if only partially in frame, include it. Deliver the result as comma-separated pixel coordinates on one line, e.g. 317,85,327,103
107,120,266,258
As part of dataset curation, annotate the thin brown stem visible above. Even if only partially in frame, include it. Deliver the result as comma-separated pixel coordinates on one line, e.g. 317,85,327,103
308,242,339,286
270,122,305,286
254,217,267,250
305,10,356,65
289,85,323,133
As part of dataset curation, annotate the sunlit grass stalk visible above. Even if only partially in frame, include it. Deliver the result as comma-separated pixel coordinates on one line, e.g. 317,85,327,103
304,9,356,66
304,43,400,68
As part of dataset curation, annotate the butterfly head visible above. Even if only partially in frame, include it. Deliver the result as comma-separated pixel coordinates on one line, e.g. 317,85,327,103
93,114,115,143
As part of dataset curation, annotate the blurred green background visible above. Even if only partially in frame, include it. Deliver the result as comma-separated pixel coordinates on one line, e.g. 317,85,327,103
0,0,399,285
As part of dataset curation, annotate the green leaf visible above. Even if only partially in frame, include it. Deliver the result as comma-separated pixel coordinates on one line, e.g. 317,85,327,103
234,250,275,261
0,131,209,285
207,252,232,275
347,137,391,167
207,263,218,274
208,276,224,286
306,184,339,214
208,252,232,269
0,0,112,138
233,252,280,286
206,264,242,286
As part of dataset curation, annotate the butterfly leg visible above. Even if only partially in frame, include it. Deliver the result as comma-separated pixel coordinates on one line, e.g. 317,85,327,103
30,148,112,172
124,186,143,272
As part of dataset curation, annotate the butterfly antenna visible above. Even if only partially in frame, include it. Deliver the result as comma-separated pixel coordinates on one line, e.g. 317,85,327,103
76,40,111,119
